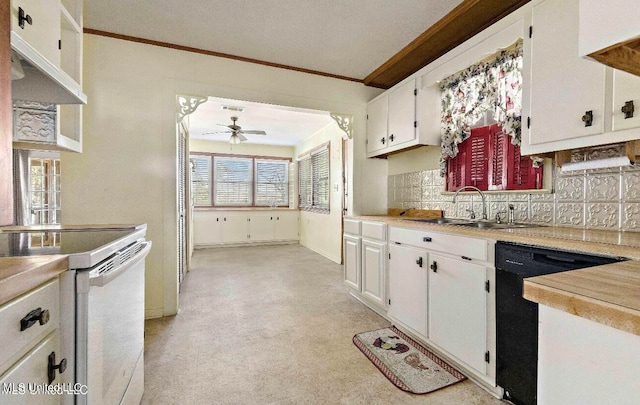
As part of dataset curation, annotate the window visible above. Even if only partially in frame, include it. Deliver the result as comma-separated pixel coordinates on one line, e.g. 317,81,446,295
298,143,330,212
189,153,290,207
29,154,61,225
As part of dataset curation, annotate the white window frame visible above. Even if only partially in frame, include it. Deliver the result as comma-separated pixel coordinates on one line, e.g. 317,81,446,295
298,142,330,213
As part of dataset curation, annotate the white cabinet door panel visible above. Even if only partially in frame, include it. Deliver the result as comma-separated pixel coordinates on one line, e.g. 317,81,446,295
388,79,416,147
388,243,428,337
343,235,361,291
527,0,606,146
221,215,248,243
366,95,388,154
428,254,487,373
361,239,385,308
274,212,299,240
248,214,274,242
611,69,640,132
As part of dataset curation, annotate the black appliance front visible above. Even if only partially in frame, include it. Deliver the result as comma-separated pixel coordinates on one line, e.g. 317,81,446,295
495,241,624,405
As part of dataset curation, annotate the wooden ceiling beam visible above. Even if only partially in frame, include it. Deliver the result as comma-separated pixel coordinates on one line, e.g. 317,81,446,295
364,0,530,89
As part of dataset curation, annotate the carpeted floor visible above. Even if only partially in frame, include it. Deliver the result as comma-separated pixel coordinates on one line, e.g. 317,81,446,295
142,244,504,404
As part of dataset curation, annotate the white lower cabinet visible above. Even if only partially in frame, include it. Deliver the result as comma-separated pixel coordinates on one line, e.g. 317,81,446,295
428,254,488,374
361,239,386,308
343,234,361,291
342,219,387,311
193,210,300,247
386,225,497,390
388,243,428,337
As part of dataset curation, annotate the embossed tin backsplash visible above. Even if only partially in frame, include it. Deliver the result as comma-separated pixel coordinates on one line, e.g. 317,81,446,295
388,165,640,232
13,100,57,144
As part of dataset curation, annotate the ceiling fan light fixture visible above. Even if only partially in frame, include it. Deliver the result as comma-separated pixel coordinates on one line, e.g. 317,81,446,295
229,134,241,144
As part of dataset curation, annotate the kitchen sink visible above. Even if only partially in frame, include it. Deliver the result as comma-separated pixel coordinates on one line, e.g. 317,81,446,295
405,218,539,229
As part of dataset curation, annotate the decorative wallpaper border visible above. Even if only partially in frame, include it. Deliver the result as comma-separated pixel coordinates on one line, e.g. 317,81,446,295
388,165,640,232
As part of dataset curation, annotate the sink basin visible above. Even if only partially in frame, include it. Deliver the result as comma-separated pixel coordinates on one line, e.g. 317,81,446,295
405,217,539,229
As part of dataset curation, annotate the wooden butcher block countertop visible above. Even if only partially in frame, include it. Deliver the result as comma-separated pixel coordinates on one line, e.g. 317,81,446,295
348,213,640,335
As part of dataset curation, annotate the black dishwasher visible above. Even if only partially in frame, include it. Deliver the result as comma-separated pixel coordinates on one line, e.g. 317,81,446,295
495,241,625,405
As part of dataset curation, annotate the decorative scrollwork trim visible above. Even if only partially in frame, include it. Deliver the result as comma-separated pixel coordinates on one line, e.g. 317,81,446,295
177,95,208,123
330,112,353,139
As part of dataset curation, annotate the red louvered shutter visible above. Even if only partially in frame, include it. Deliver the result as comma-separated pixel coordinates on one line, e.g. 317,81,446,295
467,126,490,190
488,125,508,190
446,145,467,191
506,141,543,190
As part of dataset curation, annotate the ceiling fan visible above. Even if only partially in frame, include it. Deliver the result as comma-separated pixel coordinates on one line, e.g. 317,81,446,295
203,116,266,144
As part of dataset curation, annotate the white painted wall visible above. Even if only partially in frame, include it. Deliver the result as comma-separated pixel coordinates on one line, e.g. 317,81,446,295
61,34,382,318
387,146,441,176
295,124,344,263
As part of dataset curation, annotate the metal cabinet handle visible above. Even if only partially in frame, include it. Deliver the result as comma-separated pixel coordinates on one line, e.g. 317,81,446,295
582,110,593,127
20,307,50,331
18,7,33,29
423,236,432,242
381,137,386,145
622,100,635,119
416,257,423,267
430,261,438,272
48,352,67,384
389,134,395,142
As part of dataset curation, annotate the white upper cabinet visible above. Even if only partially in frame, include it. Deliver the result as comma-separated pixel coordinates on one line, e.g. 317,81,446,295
578,0,640,57
366,78,439,158
10,0,85,105
522,0,640,155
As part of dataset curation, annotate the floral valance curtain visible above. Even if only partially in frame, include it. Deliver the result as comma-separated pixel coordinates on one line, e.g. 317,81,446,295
439,40,523,175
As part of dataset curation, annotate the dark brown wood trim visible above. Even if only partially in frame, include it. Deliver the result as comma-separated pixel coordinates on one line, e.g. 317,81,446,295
84,28,364,84
364,0,530,89
0,0,14,225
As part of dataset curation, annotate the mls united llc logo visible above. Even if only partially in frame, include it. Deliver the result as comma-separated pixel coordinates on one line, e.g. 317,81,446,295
2,382,88,396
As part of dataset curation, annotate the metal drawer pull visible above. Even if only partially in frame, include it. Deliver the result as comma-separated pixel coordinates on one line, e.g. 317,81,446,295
18,7,33,29
622,100,635,119
582,110,593,127
48,352,67,384
20,307,50,331
430,261,438,272
416,257,423,267
423,236,432,242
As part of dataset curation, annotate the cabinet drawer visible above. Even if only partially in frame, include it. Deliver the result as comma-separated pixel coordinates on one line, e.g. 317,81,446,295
361,221,386,241
389,226,487,261
343,219,361,235
0,331,62,404
0,279,59,373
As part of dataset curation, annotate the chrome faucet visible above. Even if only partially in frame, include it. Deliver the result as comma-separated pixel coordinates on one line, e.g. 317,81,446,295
452,186,488,220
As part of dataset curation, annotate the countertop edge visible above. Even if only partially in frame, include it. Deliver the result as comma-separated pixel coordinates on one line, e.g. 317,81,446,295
0,256,69,306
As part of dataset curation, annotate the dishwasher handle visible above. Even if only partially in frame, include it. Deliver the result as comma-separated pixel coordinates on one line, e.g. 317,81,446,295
532,252,596,269
90,241,152,287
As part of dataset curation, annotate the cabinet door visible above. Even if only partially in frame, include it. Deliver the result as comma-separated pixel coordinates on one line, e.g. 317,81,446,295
343,234,361,291
274,212,299,240
0,331,61,404
388,243,428,337
361,239,386,308
612,69,640,132
526,0,606,148
428,254,487,373
221,215,248,243
366,95,388,154
248,213,274,242
11,0,60,66
387,79,416,147
192,213,223,245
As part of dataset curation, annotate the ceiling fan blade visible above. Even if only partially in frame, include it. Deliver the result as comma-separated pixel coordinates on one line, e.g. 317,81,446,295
240,130,266,135
237,134,248,142
202,130,231,135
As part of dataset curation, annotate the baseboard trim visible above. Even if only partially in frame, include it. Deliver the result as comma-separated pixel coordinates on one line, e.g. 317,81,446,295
145,308,164,319
194,240,298,249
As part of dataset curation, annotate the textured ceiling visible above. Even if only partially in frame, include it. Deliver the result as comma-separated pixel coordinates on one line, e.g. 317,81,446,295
84,0,464,81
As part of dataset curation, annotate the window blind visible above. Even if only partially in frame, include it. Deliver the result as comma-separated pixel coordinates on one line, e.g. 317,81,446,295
190,155,211,206
298,144,330,212
311,147,329,211
255,159,289,206
213,156,253,206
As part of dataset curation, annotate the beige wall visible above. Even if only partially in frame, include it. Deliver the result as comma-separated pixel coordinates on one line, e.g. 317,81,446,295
190,139,294,158
387,145,441,176
62,34,382,318
295,124,344,263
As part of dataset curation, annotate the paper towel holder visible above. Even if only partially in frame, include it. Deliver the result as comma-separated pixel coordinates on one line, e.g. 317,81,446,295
554,140,640,172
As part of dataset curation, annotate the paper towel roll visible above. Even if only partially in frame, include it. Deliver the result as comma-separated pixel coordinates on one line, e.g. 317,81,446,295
560,156,633,172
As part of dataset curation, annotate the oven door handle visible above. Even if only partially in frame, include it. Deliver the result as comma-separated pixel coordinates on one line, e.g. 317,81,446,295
89,241,152,287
